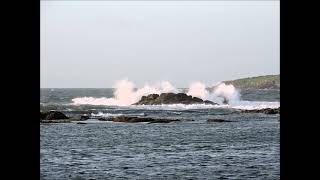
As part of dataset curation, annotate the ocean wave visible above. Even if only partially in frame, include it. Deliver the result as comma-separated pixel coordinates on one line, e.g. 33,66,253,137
226,101,279,110
68,101,279,111
71,97,125,106
90,112,146,117
69,92,278,111
128,101,279,110
90,112,123,117
70,80,242,106
43,100,279,111
129,104,221,110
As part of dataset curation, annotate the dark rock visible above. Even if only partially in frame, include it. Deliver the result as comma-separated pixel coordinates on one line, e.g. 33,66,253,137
203,100,217,105
40,111,69,120
69,114,91,121
109,116,180,123
133,93,218,105
140,94,159,102
148,119,180,124
80,115,90,120
97,117,113,121
222,98,228,104
41,120,71,123
264,108,279,114
46,111,68,120
191,96,203,102
76,122,87,124
111,116,153,123
207,119,233,123
40,112,47,120
241,107,280,114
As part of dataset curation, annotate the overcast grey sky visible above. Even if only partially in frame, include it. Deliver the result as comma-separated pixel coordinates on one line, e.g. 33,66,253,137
41,1,279,88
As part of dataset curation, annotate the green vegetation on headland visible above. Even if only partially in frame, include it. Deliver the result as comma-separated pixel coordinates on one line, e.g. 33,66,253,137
223,75,280,89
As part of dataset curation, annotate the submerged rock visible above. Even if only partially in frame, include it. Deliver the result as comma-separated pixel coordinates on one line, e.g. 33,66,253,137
240,107,280,114
40,111,69,120
100,116,180,123
97,117,112,121
80,115,90,120
69,115,90,121
207,119,233,123
41,120,71,123
40,112,46,120
148,119,181,123
40,112,170,124
76,122,87,124
133,93,217,105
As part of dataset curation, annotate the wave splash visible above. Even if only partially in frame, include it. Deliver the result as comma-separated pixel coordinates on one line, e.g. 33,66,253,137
186,81,240,104
72,79,179,106
71,79,273,109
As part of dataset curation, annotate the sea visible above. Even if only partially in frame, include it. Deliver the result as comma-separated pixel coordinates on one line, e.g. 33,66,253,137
40,88,280,179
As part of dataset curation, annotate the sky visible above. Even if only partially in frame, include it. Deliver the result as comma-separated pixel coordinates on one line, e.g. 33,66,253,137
40,1,279,88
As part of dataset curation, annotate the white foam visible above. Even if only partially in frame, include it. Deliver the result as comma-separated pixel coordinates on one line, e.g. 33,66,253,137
72,79,180,106
227,101,280,110
186,82,241,104
130,103,220,110
90,112,146,117
210,82,241,104
74,119,112,124
187,82,208,99
71,100,279,110
72,97,124,106
70,79,278,110
90,112,123,117
128,101,279,110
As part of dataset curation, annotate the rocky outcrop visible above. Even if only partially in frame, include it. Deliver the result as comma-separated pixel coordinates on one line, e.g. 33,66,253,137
98,116,180,123
40,111,180,124
40,111,69,120
40,111,71,123
240,107,280,114
69,115,90,121
76,122,87,124
133,93,217,105
146,119,181,124
40,120,71,123
207,119,233,123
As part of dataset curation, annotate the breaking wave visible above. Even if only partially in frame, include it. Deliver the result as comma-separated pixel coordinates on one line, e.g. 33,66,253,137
72,79,242,106
70,79,279,110
129,101,279,110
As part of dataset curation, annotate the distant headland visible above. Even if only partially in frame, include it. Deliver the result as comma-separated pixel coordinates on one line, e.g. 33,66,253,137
223,74,279,90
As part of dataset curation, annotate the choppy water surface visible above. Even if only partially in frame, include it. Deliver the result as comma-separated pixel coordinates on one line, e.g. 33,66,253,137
40,88,280,179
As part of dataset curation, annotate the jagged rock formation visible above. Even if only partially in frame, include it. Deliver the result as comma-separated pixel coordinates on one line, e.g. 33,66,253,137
207,119,234,123
133,93,217,105
98,116,180,123
40,111,180,124
240,107,280,114
40,111,69,120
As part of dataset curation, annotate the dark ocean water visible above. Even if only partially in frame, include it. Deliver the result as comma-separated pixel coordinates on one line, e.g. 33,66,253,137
40,88,280,179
